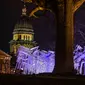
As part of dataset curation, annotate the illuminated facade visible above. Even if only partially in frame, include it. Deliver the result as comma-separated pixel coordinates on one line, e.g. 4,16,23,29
0,50,11,74
9,5,36,56
74,45,85,75
16,46,55,74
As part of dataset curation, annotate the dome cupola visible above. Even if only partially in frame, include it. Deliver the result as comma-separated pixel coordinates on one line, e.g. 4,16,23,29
13,4,34,35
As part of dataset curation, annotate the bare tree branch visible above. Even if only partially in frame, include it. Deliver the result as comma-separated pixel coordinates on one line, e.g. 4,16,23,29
73,0,85,12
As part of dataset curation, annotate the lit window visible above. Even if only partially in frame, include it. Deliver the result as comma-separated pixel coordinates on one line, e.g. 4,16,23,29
24,36,25,40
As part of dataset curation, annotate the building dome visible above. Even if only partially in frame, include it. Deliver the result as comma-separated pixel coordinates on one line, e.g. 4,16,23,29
13,15,34,34
9,3,37,57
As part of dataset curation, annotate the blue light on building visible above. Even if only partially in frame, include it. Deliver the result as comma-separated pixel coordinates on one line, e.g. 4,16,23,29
74,45,85,75
15,46,55,74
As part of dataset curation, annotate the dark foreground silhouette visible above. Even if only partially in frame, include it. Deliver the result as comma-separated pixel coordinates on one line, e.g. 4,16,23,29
0,73,85,85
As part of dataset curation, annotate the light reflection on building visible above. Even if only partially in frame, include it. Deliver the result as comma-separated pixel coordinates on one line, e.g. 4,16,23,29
15,46,55,74
74,45,85,75
0,50,11,74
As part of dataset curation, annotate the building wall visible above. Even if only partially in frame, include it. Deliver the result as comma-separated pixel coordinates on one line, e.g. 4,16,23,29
0,56,11,74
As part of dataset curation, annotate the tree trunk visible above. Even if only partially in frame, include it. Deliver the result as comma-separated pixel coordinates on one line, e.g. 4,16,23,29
64,0,74,73
55,0,74,73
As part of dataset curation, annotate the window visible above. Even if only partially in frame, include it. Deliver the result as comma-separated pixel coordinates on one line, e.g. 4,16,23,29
18,35,21,40
24,36,25,40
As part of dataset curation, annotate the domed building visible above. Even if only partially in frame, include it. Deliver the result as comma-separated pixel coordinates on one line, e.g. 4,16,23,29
9,5,36,56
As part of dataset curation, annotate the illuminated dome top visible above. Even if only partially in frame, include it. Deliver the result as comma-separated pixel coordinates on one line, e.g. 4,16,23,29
13,16,33,34
13,5,34,34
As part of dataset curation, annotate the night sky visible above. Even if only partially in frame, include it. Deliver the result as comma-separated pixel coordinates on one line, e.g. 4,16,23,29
1,0,85,53
74,2,85,47
1,0,56,53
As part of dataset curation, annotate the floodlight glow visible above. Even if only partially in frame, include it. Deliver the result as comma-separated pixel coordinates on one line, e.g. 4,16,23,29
73,45,85,75
15,46,55,74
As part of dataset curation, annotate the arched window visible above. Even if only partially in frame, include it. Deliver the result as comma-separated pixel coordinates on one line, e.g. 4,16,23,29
24,35,25,40
18,35,21,40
